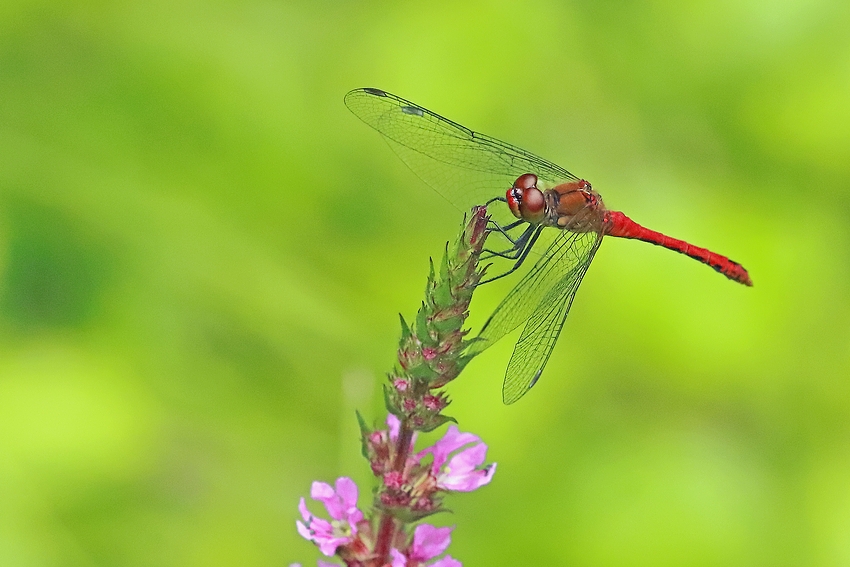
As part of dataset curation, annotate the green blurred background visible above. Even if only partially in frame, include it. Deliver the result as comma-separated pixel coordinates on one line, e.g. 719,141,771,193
1,0,848,565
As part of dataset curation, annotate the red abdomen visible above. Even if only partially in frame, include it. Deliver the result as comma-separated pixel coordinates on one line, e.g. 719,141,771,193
604,211,752,286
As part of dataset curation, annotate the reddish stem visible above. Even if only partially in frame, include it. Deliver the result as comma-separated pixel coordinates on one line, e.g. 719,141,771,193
371,418,414,564
393,423,414,470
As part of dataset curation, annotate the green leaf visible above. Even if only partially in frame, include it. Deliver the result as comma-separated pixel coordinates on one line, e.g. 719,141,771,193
425,257,436,294
432,279,454,309
389,502,446,523
398,313,411,343
383,385,400,415
408,362,439,381
454,353,476,374
414,304,432,344
419,413,457,432
355,410,371,459
463,335,488,352
432,314,463,334
440,243,450,282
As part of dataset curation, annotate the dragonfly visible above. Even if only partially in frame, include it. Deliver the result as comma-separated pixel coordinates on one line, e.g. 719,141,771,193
345,87,752,404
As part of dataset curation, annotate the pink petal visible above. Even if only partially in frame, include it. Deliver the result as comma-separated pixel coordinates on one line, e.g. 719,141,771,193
411,524,453,561
417,426,496,492
297,479,364,557
296,520,311,540
334,477,359,510
436,426,480,455
298,498,311,521
310,481,336,507
438,462,496,491
390,548,407,567
317,537,347,556
429,556,462,567
311,478,360,521
446,442,488,472
307,514,334,537
387,414,401,440
421,426,481,472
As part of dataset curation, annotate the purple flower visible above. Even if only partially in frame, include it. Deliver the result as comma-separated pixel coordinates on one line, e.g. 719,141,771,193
419,425,496,492
390,524,462,567
296,477,364,556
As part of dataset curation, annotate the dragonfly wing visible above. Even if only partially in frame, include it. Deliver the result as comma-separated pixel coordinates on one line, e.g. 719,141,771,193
469,229,600,354
466,228,601,404
501,242,598,404
346,87,601,403
345,88,579,226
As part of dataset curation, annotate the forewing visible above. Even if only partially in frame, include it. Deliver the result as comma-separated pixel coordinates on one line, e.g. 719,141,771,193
345,88,578,226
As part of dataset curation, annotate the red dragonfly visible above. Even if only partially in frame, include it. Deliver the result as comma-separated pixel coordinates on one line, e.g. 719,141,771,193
345,88,751,404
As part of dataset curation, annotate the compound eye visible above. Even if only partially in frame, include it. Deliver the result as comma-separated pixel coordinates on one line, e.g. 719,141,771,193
513,173,538,191
521,188,545,216
506,186,523,219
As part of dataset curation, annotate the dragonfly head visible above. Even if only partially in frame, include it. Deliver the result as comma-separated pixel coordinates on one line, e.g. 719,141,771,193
507,173,546,224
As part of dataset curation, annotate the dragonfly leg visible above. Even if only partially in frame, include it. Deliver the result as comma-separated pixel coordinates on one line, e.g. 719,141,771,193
486,219,526,242
483,196,528,244
481,223,535,260
478,225,543,285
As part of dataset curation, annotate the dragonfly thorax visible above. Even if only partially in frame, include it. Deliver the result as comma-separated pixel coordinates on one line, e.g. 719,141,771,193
545,179,607,233
508,174,606,233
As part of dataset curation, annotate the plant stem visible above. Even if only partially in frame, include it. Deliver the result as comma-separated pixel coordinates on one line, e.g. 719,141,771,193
369,207,489,565
373,418,413,563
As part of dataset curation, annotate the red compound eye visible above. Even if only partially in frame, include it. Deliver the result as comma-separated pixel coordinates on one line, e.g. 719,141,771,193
506,174,545,223
514,173,538,190
506,187,522,218
521,188,545,217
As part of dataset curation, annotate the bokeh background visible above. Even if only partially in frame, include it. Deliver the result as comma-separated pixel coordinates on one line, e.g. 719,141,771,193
1,0,849,565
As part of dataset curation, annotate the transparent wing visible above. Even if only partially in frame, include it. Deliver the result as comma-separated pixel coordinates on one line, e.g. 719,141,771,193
469,229,602,404
346,87,599,403
501,241,599,404
469,223,600,355
345,88,579,227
